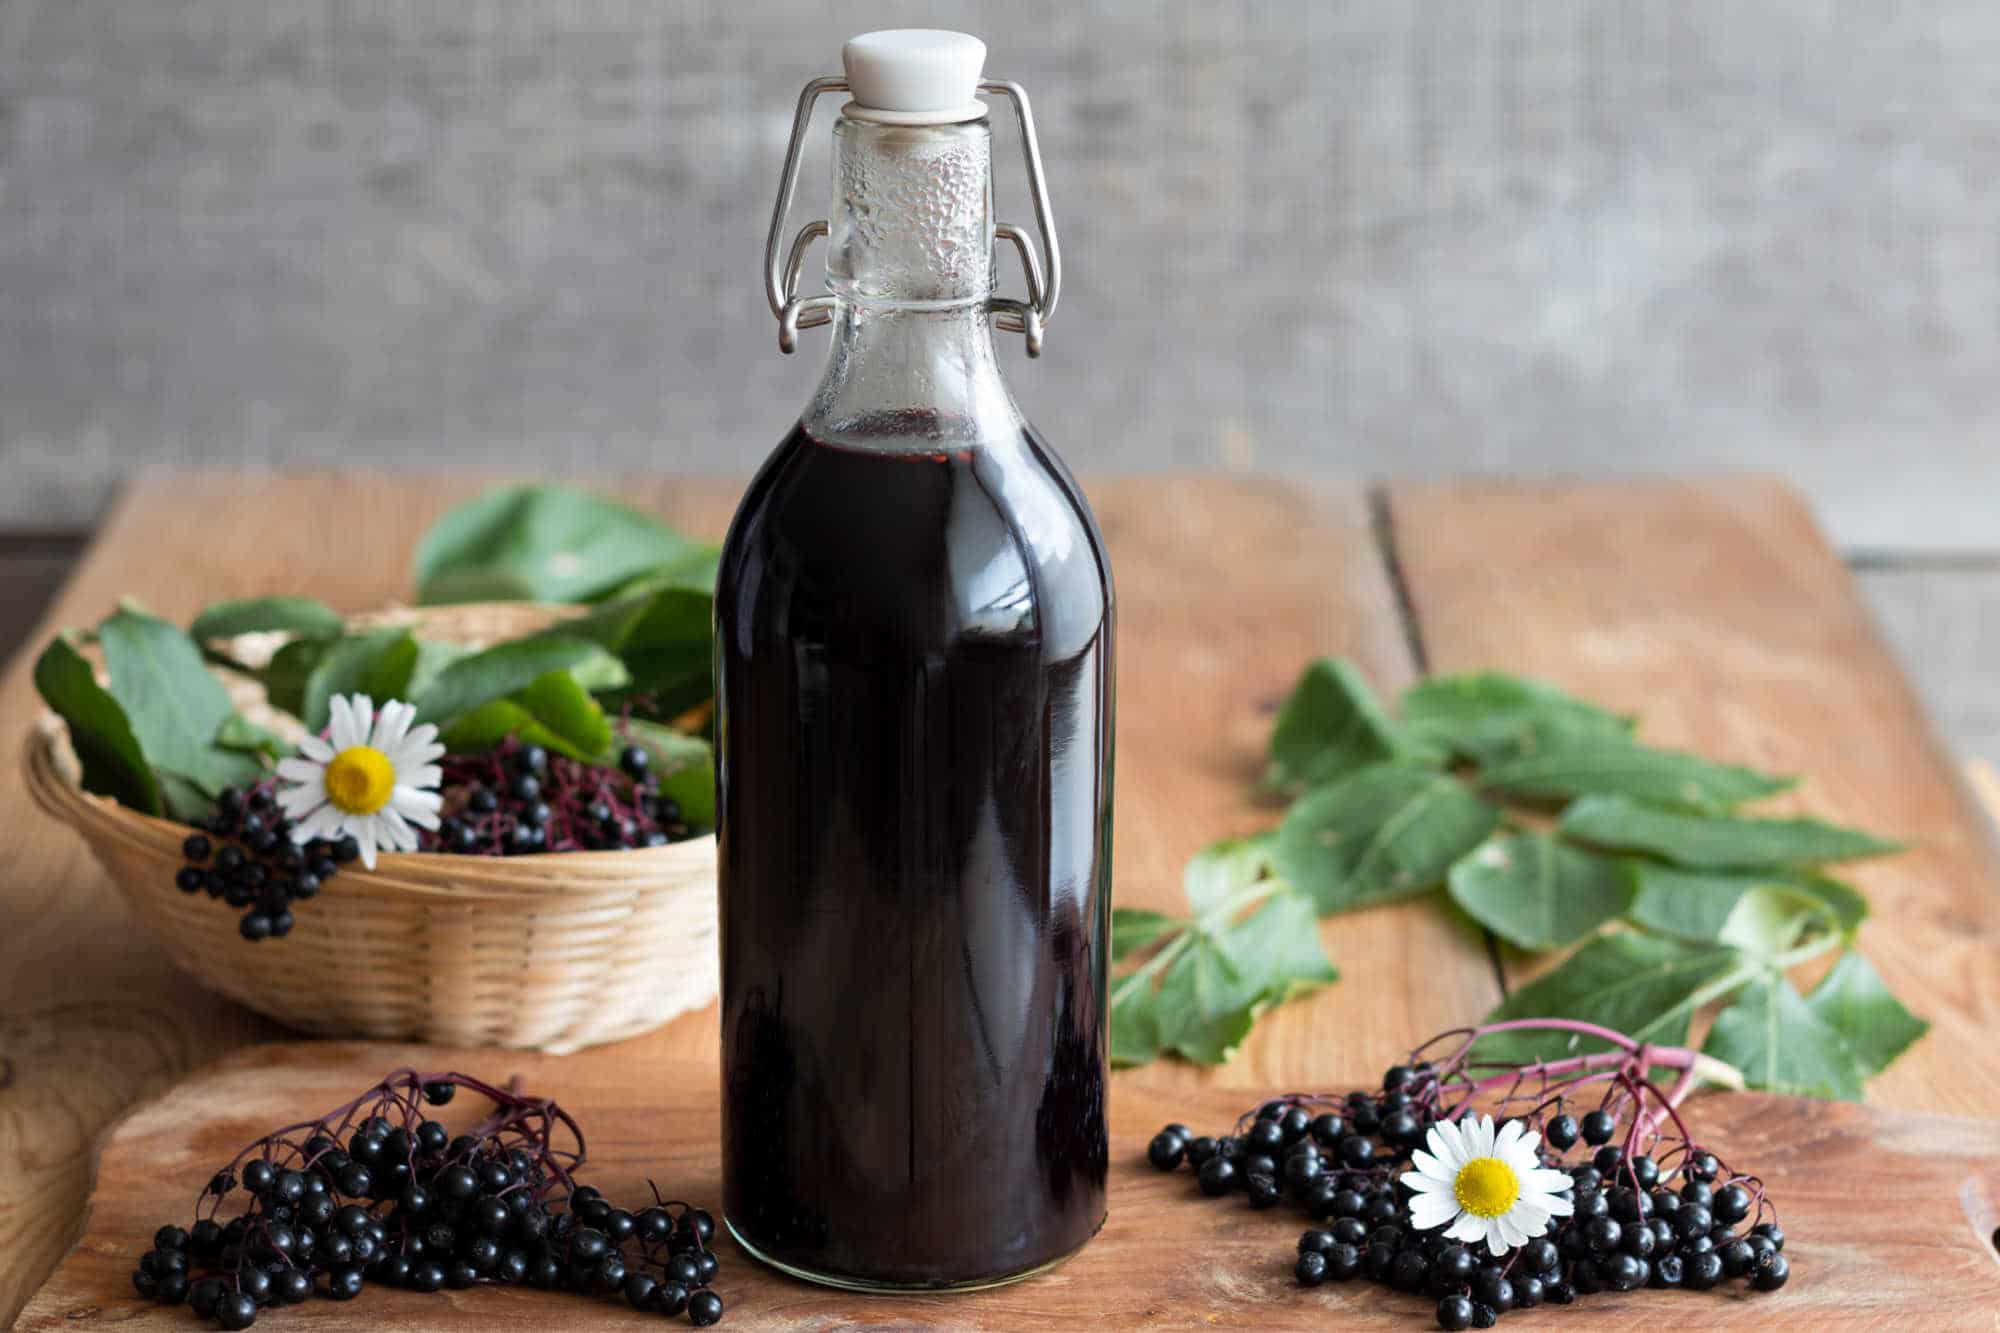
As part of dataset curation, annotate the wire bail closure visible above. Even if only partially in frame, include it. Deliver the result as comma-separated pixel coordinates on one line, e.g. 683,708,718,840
763,77,1061,358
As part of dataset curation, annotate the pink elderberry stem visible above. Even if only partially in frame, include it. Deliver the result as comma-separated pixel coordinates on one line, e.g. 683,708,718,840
1464,1018,1644,1053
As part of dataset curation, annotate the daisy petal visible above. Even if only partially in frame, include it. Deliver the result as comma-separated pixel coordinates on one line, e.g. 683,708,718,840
378,807,418,852
1484,1217,1509,1258
1445,1214,1486,1245
276,757,323,784
1430,1120,1467,1171
1407,1149,1447,1180
1409,1192,1459,1230
326,695,356,751
304,802,342,834
1403,1170,1455,1196
398,764,443,792
298,734,334,762
1469,1114,1496,1159
1498,1215,1528,1251
371,700,413,751
391,788,441,829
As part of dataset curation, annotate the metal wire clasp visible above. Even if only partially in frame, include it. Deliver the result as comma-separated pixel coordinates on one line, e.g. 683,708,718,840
762,76,1062,357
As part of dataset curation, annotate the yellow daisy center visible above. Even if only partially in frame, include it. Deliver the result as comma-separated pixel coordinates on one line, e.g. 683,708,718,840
1453,1157,1520,1219
324,745,395,815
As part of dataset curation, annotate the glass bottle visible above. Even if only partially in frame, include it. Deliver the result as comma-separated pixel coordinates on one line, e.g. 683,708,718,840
714,30,1114,1292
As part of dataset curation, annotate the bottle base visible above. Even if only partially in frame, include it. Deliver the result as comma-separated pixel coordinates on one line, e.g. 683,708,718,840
724,1213,1100,1295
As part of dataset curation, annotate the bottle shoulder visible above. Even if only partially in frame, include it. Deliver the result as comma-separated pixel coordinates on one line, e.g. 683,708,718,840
717,424,1111,656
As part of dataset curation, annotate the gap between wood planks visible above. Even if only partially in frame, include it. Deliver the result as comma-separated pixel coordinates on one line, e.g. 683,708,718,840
1365,486,1516,1002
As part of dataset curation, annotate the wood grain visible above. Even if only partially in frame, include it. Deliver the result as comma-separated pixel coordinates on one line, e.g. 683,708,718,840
21,1042,2000,1329
1386,477,2000,1114
0,473,1501,1324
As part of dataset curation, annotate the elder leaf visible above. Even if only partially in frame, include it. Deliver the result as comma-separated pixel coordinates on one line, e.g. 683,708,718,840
1264,658,1420,794
1805,950,1929,1076
1474,932,1744,1065
1272,763,1500,914
1446,833,1636,951
414,485,702,605
189,596,344,642
1561,795,1902,869
98,605,263,798
1111,908,1182,964
1183,835,1276,918
1401,672,1633,767
33,635,161,814
1703,972,1866,1100
1480,736,1793,813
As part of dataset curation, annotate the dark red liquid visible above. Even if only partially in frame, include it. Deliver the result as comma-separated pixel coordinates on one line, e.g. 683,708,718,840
714,421,1114,1288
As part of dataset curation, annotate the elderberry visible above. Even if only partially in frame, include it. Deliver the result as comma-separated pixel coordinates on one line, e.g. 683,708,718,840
1143,1034,1792,1327
132,1068,728,1327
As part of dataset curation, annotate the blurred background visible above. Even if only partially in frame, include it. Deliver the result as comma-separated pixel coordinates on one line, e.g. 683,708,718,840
1,1,1994,756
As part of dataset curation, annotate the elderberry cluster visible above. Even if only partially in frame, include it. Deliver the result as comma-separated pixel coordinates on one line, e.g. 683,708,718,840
174,784,359,941
423,738,693,856
129,1071,726,1328
1146,1062,1788,1328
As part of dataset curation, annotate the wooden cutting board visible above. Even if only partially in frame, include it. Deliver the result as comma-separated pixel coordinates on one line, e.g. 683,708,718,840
18,1041,2000,1329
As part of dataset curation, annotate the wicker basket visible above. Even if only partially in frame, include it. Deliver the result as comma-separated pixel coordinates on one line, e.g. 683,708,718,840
22,602,719,1055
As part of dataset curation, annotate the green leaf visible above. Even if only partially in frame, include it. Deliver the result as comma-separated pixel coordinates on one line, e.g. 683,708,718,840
412,636,608,727
1112,908,1183,963
610,588,714,718
1109,884,1334,1068
1109,971,1164,1067
626,720,716,828
415,485,701,605
1272,763,1500,914
1629,864,1807,941
154,768,219,822
1446,833,1636,951
405,640,473,700
1264,659,1416,794
1402,672,1633,766
33,636,161,814
1703,973,1866,1100
1806,950,1928,1076
1561,795,1903,869
1154,936,1263,1064
1475,933,1744,1065
214,714,290,761
259,638,326,719
301,630,420,733
438,670,613,762
596,544,723,601
1214,887,1339,1001
189,596,344,642
1183,835,1275,917
1480,737,1794,814
97,606,263,797
1626,863,1849,955
1790,875,1870,934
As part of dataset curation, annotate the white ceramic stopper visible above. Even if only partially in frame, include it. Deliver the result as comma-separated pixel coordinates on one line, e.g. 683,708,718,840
841,29,987,124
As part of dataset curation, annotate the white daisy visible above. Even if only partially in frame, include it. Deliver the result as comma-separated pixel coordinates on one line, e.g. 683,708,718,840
1401,1112,1575,1257
275,694,444,870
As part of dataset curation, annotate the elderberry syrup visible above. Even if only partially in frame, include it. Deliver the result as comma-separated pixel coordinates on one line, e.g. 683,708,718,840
716,32,1111,1291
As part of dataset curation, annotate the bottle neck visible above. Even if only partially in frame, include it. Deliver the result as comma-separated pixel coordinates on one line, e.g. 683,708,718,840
802,115,1020,449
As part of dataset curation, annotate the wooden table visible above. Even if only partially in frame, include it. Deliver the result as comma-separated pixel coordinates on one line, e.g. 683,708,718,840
4,473,1998,1327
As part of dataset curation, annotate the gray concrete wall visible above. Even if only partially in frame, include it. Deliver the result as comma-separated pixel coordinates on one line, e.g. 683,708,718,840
3,1,1997,551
